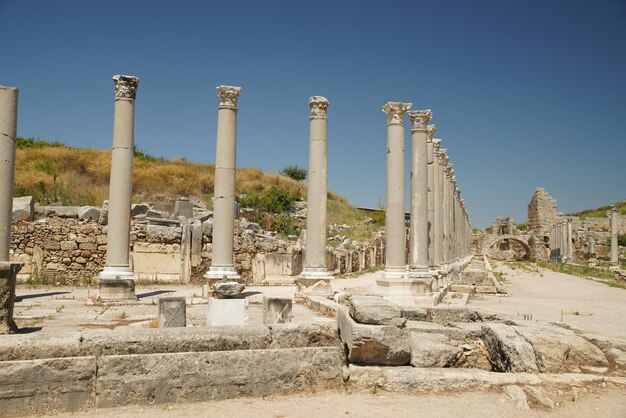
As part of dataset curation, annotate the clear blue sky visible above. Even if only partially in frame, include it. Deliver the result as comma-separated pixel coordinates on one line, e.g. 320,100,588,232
2,0,625,227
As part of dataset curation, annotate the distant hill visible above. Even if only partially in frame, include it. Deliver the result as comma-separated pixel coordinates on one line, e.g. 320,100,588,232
566,200,626,219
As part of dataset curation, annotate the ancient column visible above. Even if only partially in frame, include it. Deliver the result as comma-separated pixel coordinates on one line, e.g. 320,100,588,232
382,102,411,280
426,125,436,266
566,218,573,261
205,86,242,282
432,139,443,266
99,75,139,301
300,96,333,283
0,86,18,262
610,206,619,267
407,110,432,280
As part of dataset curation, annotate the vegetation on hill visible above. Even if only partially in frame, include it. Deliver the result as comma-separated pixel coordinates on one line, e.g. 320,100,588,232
14,138,383,240
567,200,626,219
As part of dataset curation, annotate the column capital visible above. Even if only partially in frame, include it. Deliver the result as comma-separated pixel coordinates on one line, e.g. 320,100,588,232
309,96,329,119
611,206,618,213
113,75,139,101
426,124,436,141
216,85,242,110
433,138,442,151
382,102,412,126
407,109,432,131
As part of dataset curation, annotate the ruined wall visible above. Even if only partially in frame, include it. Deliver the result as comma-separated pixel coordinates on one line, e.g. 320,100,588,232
527,187,558,236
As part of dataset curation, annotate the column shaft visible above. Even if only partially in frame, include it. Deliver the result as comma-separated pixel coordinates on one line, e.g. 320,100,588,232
0,87,18,262
206,86,242,281
433,141,443,266
610,207,619,267
426,126,435,266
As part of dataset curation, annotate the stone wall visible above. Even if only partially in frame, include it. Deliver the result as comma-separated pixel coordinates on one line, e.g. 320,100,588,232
527,187,558,236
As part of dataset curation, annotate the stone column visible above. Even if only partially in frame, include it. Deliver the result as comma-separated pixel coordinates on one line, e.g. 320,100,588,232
610,206,619,268
381,102,411,280
99,75,139,301
566,218,573,261
205,86,242,283
407,110,432,279
0,86,18,262
300,96,333,284
432,139,443,266
426,125,436,266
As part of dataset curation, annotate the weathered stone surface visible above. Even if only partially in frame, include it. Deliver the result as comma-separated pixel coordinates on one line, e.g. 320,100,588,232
338,307,410,366
504,385,530,410
402,307,428,321
406,320,472,340
302,280,334,297
98,200,109,224
146,224,182,243
0,262,22,334
12,196,35,221
39,205,79,218
606,348,626,368
263,296,292,324
96,347,343,408
77,206,101,221
269,323,340,349
581,333,626,352
0,356,96,415
80,326,270,356
207,299,248,326
482,323,538,372
212,280,245,298
513,323,608,372
158,296,186,328
410,332,463,367
0,332,81,361
131,203,150,217
524,385,555,408
349,295,402,325
426,307,482,325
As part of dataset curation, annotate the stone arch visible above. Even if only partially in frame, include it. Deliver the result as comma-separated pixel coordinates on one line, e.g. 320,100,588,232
488,236,531,261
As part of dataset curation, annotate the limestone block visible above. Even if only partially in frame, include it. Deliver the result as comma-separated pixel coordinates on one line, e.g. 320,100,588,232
77,206,101,221
0,356,96,415
0,332,82,360
513,323,608,372
95,347,343,408
12,196,35,221
410,332,463,367
79,326,271,357
131,203,150,217
426,307,482,325
481,323,538,372
302,280,334,297
158,296,186,328
40,205,79,218
338,307,410,366
263,296,293,324
194,211,213,223
349,295,402,325
98,200,109,224
268,323,340,349
174,199,193,219
190,220,203,267
0,262,22,334
207,298,248,326
60,241,78,250
402,307,428,321
503,385,530,410
146,224,182,243
202,219,213,238
132,248,181,275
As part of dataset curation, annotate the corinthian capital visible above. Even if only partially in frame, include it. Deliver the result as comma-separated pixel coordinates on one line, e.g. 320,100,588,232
407,109,432,131
113,75,139,101
433,138,442,153
309,96,329,119
216,85,242,110
382,102,412,126
427,124,436,141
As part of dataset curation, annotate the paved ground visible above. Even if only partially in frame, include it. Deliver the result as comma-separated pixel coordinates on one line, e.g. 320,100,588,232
468,262,626,339
48,389,626,418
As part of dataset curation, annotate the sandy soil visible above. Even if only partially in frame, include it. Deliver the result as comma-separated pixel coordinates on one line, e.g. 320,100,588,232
51,389,626,418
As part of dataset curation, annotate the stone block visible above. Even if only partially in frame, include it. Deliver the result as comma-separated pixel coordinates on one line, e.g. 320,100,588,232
338,306,410,366
0,356,96,415
263,297,293,324
0,332,82,361
158,296,186,328
269,323,340,349
426,307,482,324
77,206,101,221
79,326,271,357
131,203,150,217
146,224,182,243
402,307,428,321
482,323,538,372
0,262,22,334
95,347,342,408
12,196,35,221
175,199,193,219
410,332,463,367
207,298,248,326
60,240,78,250
40,205,79,218
212,280,245,298
349,295,402,325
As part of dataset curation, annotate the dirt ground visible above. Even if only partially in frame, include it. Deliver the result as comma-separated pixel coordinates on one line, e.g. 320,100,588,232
50,389,626,418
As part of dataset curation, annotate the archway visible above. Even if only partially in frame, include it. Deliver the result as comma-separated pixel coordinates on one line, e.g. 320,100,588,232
488,237,531,261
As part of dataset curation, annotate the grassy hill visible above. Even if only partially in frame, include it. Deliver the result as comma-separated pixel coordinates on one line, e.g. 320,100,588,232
566,200,626,219
13,138,382,240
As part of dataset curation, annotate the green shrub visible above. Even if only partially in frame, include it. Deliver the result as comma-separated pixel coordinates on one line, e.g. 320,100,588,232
280,165,307,182
618,234,626,247
516,223,528,231
239,186,297,214
16,137,65,149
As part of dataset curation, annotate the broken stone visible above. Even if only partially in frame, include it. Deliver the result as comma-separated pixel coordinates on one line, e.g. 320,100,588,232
12,196,35,221
131,203,150,217
211,280,245,298
482,323,538,372
410,332,463,367
302,280,334,298
349,296,402,325
77,206,101,221
263,297,293,324
504,385,530,410
524,385,555,409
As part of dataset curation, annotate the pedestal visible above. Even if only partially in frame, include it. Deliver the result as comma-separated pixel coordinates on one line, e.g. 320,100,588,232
98,266,137,302
0,262,23,334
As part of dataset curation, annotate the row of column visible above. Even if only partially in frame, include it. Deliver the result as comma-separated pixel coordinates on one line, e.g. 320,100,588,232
610,206,619,267
381,103,471,288
550,218,572,261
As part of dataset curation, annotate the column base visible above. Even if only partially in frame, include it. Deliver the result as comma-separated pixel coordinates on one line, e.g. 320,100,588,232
98,266,137,302
382,266,408,280
297,266,334,287
408,266,432,279
609,262,620,271
204,266,241,286
0,262,23,334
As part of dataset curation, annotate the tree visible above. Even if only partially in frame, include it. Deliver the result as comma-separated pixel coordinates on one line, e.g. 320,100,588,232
280,165,307,182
